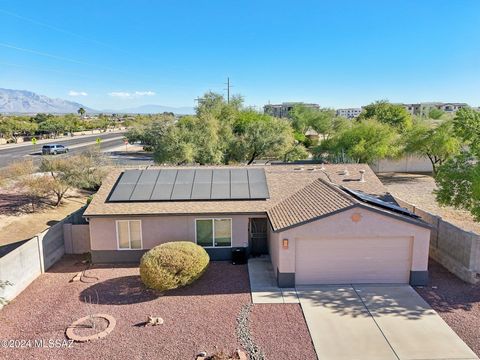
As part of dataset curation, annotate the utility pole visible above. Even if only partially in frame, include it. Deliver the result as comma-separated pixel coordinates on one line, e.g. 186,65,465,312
224,77,232,104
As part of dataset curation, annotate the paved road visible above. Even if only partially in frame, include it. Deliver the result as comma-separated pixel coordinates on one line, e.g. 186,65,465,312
0,132,125,168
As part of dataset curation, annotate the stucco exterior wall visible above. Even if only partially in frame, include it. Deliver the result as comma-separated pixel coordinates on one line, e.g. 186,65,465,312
89,214,254,251
273,207,430,284
267,223,279,276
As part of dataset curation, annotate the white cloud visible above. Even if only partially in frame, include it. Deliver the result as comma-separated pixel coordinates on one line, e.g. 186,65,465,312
68,90,88,96
108,90,156,98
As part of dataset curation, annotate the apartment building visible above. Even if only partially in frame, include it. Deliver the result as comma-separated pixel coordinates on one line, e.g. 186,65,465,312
403,102,468,116
263,102,320,118
336,108,362,119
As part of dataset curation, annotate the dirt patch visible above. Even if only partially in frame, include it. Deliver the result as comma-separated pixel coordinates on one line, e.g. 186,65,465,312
378,172,480,234
416,259,480,356
249,304,317,360
0,191,88,246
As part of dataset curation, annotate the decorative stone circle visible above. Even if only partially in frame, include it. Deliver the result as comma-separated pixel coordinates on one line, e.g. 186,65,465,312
66,314,116,342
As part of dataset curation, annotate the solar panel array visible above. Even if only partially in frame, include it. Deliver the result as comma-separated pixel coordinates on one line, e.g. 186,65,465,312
108,168,270,202
341,186,419,218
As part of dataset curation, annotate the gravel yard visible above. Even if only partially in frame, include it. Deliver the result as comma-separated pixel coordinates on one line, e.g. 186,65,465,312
416,259,480,356
0,256,316,360
249,304,317,360
378,172,480,234
0,256,251,360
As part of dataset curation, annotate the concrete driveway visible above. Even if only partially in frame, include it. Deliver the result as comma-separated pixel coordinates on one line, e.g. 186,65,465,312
297,285,478,360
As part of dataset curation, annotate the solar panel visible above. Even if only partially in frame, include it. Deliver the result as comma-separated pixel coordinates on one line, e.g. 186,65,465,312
248,168,270,199
230,169,250,199
150,169,177,200
108,168,270,202
341,186,419,218
211,169,230,199
130,170,160,201
191,169,212,199
108,170,141,201
171,169,195,200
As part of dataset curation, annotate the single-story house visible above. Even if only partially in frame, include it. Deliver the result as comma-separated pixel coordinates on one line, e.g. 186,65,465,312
83,164,431,287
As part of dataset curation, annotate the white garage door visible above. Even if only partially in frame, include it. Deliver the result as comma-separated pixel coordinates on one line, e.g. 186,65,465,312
295,237,412,285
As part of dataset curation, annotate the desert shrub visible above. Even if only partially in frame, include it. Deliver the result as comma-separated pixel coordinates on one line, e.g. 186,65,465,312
139,242,209,291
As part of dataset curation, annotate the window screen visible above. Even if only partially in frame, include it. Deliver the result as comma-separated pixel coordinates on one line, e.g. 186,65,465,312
117,220,142,249
117,221,130,249
214,219,231,247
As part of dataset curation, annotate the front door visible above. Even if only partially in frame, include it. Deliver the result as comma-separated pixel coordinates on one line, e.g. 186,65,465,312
249,218,268,256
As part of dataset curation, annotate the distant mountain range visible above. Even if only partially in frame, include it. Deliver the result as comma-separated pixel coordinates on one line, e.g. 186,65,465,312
0,88,94,114
0,88,194,115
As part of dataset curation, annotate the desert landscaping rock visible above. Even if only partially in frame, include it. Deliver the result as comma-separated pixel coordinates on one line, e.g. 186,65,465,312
66,314,116,342
417,259,480,356
236,304,265,360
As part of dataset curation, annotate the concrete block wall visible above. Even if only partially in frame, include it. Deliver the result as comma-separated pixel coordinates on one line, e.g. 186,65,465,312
395,197,480,283
64,224,91,254
0,206,87,307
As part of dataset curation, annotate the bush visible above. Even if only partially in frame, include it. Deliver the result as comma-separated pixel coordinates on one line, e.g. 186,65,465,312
139,242,209,291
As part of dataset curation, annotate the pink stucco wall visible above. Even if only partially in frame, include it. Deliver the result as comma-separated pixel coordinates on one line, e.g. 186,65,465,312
89,214,258,250
275,207,430,276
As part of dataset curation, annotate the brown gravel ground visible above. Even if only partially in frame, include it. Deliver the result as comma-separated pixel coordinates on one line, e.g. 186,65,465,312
249,304,317,360
0,256,251,360
0,256,318,360
378,172,480,234
416,259,480,356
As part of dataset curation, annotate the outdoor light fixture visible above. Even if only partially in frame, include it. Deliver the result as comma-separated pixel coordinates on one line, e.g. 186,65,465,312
282,239,289,249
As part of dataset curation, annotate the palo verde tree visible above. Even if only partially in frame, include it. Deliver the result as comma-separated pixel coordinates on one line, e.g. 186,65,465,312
358,100,413,132
404,119,461,174
435,108,480,220
314,119,401,163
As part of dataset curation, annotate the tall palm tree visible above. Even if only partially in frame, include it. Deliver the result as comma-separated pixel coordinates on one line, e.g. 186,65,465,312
77,107,86,118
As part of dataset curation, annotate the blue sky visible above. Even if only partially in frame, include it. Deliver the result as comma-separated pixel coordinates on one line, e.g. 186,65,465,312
1,0,479,110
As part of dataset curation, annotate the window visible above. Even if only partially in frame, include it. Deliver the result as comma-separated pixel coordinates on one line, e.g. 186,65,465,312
116,220,142,249
195,218,232,247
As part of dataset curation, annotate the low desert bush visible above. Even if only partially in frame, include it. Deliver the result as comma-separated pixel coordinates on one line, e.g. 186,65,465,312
140,242,209,291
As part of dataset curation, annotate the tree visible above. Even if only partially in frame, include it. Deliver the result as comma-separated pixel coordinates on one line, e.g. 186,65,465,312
78,107,86,118
428,107,444,120
40,151,109,206
3,160,52,212
315,119,400,163
358,100,412,131
126,115,174,150
435,108,480,220
404,119,461,174
231,111,294,164
39,117,67,138
0,117,38,143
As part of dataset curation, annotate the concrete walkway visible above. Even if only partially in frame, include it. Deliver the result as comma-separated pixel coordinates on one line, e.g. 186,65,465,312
247,256,299,303
297,285,478,360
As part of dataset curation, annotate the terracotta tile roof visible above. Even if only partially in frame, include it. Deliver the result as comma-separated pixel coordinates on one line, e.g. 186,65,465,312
84,164,389,217
267,178,357,231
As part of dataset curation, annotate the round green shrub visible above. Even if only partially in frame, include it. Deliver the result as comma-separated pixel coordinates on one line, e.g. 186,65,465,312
139,241,210,291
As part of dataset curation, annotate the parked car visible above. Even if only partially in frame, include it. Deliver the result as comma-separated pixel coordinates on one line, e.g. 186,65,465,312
41,144,69,155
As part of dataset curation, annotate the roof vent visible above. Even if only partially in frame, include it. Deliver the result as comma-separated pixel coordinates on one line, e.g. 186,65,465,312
307,167,317,171
340,168,349,176
359,169,366,182
294,167,305,171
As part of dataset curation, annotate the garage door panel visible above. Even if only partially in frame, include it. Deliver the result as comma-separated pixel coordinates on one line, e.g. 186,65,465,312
295,237,412,285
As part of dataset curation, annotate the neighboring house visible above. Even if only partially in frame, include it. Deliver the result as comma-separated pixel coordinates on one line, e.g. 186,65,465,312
84,165,431,287
336,107,362,119
263,102,319,118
